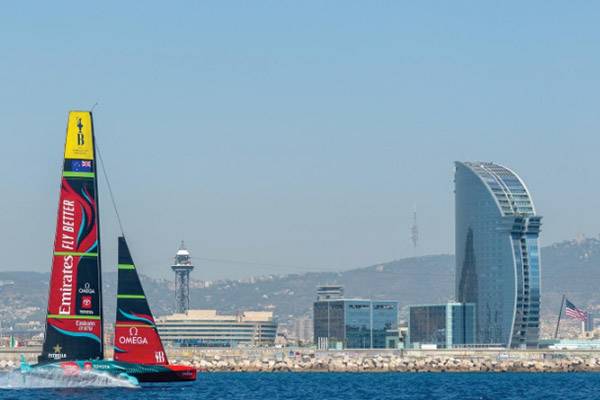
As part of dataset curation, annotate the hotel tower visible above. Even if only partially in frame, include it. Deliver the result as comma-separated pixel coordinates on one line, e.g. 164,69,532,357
455,162,541,348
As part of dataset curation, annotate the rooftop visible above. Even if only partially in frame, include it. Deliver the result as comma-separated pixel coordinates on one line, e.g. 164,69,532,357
458,161,536,216
157,309,274,323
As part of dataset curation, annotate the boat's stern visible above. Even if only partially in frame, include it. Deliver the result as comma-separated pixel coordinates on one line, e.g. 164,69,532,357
166,365,197,381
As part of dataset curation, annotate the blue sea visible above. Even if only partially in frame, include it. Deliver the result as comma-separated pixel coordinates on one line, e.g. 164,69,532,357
1,372,600,399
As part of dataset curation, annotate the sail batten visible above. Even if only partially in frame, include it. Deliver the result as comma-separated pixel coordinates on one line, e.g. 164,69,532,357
40,111,103,362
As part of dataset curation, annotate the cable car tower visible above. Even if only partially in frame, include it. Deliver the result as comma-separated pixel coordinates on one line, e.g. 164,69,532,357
171,241,194,314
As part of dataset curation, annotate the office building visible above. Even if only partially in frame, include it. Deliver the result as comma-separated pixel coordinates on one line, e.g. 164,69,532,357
407,303,476,349
313,289,398,349
455,161,541,348
156,309,277,347
316,285,344,301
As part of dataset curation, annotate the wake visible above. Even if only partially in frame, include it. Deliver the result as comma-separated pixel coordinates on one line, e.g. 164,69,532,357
0,368,139,389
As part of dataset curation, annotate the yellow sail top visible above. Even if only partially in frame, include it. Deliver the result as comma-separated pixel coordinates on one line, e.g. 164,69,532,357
64,111,94,160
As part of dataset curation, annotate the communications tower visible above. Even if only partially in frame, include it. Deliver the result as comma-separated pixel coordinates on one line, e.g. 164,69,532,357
171,241,194,314
410,207,419,254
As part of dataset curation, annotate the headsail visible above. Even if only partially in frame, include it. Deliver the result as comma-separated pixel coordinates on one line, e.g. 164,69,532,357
40,111,103,362
114,236,168,365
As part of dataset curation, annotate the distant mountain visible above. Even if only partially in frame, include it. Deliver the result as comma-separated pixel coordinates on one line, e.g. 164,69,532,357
187,255,454,320
186,237,600,321
0,271,173,326
2,237,600,326
539,237,600,313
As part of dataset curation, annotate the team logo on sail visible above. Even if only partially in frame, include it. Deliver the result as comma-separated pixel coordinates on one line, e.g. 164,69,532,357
77,118,85,146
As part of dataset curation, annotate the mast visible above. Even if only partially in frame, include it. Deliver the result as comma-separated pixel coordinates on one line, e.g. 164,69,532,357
91,111,105,358
40,111,103,362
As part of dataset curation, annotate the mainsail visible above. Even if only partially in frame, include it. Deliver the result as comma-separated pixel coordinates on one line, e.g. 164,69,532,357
40,111,103,362
114,236,168,365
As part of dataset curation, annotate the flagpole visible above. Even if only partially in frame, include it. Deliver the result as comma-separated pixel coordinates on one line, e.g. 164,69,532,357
554,294,566,339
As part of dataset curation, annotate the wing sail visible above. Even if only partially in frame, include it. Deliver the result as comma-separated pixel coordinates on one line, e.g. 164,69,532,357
40,111,103,362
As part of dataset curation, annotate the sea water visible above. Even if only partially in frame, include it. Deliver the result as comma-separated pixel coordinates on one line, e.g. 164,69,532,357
1,372,599,399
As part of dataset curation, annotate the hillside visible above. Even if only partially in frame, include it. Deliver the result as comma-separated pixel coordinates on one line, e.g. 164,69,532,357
188,255,453,320
1,237,600,326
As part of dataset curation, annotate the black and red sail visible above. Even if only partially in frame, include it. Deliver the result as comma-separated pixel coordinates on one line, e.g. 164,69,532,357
114,236,168,365
40,111,103,362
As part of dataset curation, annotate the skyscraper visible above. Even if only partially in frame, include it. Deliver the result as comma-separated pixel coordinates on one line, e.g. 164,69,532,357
455,162,541,348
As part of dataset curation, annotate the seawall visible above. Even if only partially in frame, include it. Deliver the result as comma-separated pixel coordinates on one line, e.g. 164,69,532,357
3,347,600,372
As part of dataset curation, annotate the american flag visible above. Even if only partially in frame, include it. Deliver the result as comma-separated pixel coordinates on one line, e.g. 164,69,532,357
565,299,587,321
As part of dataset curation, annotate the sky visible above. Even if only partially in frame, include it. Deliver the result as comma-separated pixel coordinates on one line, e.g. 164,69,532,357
0,2,599,280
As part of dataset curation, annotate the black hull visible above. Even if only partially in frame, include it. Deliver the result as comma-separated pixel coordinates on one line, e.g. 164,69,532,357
117,362,197,383
132,369,196,383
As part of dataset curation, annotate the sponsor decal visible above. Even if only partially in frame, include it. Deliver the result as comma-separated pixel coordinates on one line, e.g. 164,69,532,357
48,344,67,360
78,282,95,294
60,199,76,250
81,295,92,309
75,320,96,332
155,351,165,363
58,253,74,315
118,326,149,345
55,198,79,315
60,361,80,376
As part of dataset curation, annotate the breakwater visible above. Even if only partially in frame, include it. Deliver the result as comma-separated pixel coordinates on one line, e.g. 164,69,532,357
174,352,600,372
4,348,600,372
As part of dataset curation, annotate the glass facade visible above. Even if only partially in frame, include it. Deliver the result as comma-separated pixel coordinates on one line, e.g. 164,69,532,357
313,300,345,348
345,301,372,348
455,162,541,348
409,305,447,347
313,300,398,349
408,303,476,348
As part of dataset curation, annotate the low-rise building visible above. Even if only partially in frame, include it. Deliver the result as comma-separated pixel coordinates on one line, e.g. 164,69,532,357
156,309,277,347
314,296,398,350
408,303,476,349
290,316,314,345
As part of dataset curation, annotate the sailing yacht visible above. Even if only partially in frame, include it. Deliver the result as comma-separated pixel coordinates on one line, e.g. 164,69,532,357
22,111,196,383
112,236,197,381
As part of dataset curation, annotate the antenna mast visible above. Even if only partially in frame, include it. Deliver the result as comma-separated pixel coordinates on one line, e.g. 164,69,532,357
410,206,419,255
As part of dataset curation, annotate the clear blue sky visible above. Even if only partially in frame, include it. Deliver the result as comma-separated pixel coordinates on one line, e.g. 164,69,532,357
1,2,599,279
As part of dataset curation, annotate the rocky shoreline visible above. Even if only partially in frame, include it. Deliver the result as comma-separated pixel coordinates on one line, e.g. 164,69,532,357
3,350,600,373
171,353,600,373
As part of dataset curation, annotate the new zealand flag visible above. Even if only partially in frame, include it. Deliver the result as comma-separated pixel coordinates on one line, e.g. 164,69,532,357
71,160,92,172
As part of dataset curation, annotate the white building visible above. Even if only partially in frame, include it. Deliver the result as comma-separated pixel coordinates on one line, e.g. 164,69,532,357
156,309,277,347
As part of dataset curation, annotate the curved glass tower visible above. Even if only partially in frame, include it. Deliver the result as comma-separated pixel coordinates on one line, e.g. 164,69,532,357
455,162,541,348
